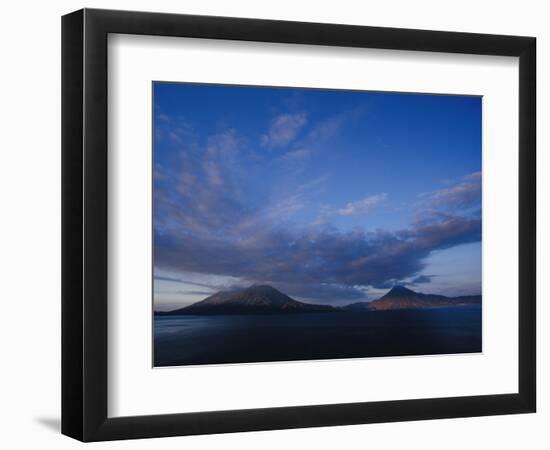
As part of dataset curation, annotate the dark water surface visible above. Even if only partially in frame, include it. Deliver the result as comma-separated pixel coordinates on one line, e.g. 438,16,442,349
154,306,481,367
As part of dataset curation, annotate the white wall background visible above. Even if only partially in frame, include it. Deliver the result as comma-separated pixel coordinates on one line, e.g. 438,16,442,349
0,1,546,448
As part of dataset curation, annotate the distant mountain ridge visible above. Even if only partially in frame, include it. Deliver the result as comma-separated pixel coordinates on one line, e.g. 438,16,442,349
345,285,481,311
156,284,481,316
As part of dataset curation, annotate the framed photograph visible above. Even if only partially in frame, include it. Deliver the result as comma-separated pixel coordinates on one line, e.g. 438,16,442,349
62,8,536,441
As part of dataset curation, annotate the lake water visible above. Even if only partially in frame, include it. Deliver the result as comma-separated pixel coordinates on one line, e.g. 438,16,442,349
154,306,481,367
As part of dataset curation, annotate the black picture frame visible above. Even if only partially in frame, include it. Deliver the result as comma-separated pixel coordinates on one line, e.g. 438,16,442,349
62,8,536,442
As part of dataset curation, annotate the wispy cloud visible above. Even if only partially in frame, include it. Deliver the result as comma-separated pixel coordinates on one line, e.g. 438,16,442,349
154,275,216,290
281,148,311,162
337,193,388,216
428,171,481,210
411,274,434,284
261,112,307,148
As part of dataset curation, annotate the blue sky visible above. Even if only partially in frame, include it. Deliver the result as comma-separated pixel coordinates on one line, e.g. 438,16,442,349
153,82,481,310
